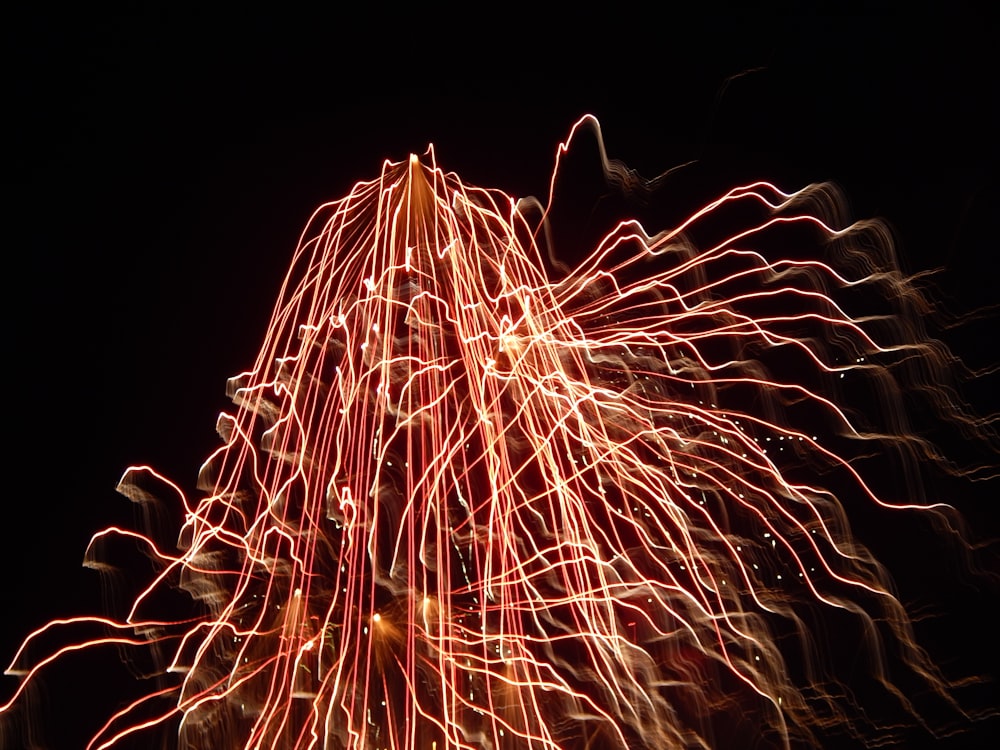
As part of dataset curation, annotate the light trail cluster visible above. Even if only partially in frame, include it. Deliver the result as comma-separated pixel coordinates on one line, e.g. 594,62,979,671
3,116,986,749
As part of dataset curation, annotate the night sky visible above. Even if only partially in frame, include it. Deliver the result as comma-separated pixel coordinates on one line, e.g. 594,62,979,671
4,9,997,749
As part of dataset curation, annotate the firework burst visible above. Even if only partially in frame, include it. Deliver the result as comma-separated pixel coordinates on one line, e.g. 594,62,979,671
3,116,994,749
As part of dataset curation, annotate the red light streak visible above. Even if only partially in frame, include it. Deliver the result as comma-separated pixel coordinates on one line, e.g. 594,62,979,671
3,116,992,748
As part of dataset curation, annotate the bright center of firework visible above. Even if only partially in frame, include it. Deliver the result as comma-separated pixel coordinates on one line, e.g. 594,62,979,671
2,116,973,750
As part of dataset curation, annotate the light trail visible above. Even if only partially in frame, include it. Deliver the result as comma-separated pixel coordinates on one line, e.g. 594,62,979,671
3,116,993,749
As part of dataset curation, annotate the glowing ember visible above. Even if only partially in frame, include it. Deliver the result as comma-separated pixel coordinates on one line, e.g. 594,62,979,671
2,116,989,749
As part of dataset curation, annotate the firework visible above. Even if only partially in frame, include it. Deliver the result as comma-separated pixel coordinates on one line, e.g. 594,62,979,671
3,116,992,749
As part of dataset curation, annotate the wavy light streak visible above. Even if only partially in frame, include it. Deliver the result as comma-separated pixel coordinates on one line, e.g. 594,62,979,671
4,116,988,749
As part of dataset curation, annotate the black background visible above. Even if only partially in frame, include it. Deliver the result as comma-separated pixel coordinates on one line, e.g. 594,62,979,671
3,8,997,749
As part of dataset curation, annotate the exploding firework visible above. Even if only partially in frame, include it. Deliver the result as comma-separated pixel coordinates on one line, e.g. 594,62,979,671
2,116,994,749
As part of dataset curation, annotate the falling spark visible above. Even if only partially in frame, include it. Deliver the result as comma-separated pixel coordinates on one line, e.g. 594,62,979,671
3,116,994,749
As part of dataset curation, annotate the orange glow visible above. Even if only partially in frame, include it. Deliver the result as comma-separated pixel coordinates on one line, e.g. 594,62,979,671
3,116,987,749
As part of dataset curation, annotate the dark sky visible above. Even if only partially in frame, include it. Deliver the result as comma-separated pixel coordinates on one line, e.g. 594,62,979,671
3,9,997,749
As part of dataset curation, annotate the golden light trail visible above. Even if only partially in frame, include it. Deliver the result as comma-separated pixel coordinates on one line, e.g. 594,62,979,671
3,116,992,749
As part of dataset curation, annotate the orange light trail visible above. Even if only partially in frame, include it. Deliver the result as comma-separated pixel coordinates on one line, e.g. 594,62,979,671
3,116,989,749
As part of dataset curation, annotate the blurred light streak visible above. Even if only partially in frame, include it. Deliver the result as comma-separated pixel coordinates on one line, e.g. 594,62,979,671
3,115,995,749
